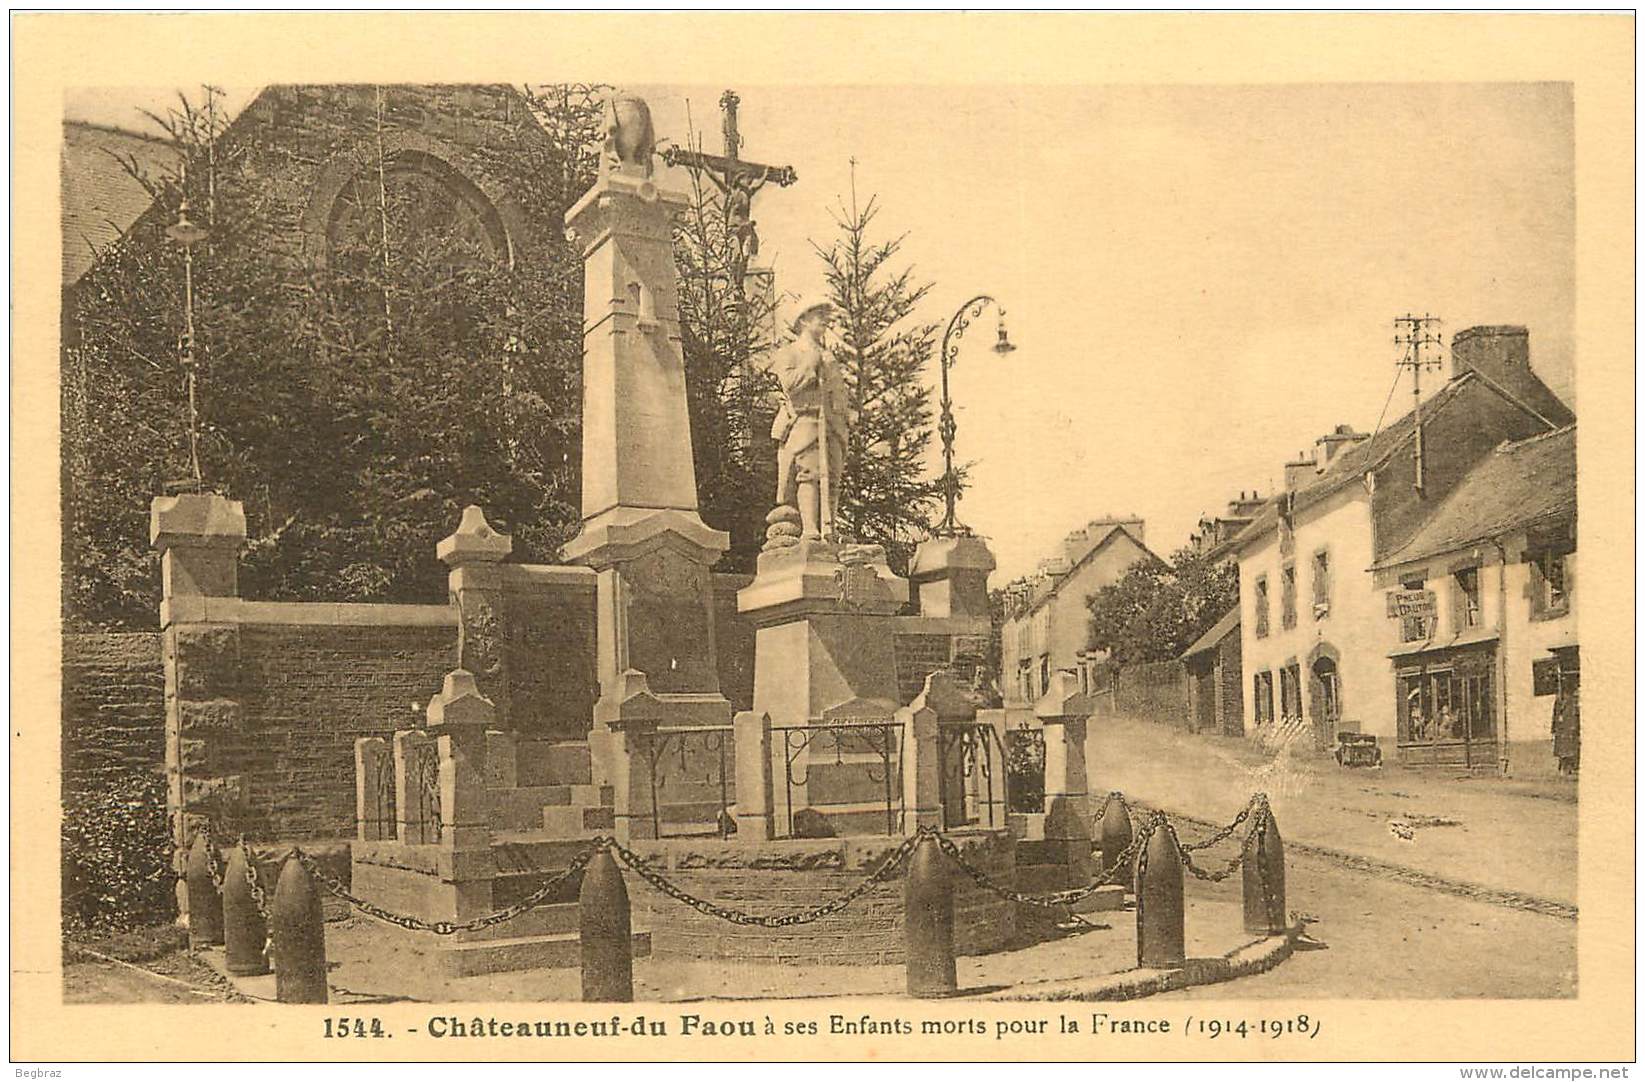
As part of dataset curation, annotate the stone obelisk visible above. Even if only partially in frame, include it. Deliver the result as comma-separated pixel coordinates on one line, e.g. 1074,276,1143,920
562,95,733,756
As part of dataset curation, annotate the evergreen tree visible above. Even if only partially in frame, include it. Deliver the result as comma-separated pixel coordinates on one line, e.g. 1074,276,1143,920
813,190,945,573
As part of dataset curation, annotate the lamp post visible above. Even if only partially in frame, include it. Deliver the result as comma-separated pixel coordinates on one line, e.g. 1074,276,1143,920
166,170,210,493
935,295,1015,536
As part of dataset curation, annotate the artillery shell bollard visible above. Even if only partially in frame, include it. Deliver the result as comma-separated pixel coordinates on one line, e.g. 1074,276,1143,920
579,848,633,1003
1136,815,1185,969
1097,792,1134,883
184,833,224,949
271,854,328,1003
222,845,271,976
904,834,956,998
1241,806,1287,935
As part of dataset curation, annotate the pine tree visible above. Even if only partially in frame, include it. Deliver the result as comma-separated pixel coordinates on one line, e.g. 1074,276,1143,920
813,190,944,573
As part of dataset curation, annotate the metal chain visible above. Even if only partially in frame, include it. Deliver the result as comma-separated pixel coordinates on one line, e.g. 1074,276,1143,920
932,830,1142,909
238,837,272,919
291,844,600,936
202,832,225,892
607,832,920,928
1179,792,1267,853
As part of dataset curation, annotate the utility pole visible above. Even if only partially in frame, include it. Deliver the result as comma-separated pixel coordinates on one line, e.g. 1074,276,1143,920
1393,313,1444,495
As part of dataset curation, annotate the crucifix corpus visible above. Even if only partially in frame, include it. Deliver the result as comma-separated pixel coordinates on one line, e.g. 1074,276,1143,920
662,89,798,293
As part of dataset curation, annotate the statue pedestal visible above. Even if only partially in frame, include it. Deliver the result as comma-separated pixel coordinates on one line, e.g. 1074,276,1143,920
737,538,909,728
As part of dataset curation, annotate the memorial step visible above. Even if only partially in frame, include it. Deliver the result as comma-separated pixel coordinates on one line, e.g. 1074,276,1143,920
515,741,592,788
437,929,652,977
541,803,616,836
488,785,575,831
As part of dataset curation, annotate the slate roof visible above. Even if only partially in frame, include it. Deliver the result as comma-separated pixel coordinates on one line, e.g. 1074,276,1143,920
1232,369,1572,554
61,121,180,286
1373,425,1576,570
1181,604,1240,660
1012,524,1163,620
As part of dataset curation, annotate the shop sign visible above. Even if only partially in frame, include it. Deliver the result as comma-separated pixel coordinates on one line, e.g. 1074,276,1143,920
1385,589,1436,619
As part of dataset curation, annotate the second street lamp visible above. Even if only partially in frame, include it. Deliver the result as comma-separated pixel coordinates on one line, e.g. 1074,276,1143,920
935,294,1016,536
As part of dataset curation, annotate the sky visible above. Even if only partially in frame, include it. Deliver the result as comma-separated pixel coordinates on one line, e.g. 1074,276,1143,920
66,82,1575,581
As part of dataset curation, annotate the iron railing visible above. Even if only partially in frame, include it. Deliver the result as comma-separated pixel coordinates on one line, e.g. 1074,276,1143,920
1004,723,1046,814
772,719,905,838
358,742,396,839
936,722,1007,829
408,742,442,844
635,726,735,840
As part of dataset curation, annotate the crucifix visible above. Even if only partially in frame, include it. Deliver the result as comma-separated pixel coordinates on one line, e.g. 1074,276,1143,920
662,89,798,294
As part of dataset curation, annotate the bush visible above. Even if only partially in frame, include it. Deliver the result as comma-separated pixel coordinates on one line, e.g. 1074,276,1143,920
62,769,176,934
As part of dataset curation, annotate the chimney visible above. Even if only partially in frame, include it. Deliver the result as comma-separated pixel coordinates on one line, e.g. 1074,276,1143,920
1284,452,1316,491
1062,527,1092,564
1452,325,1530,386
1315,423,1369,471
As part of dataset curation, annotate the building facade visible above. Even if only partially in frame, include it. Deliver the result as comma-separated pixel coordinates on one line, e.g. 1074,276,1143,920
1000,517,1157,705
1370,425,1577,775
1234,325,1574,762
1181,605,1242,736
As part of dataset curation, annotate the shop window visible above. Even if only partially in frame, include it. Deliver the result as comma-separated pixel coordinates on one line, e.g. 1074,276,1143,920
1398,663,1495,746
1530,549,1571,620
1253,576,1270,638
1454,566,1481,630
1312,548,1331,619
1281,564,1297,630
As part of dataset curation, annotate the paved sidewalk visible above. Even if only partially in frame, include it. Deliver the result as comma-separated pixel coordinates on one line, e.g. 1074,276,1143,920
1086,715,1577,909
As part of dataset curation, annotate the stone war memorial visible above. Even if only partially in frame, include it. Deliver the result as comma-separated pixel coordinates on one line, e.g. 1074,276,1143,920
138,91,1295,1004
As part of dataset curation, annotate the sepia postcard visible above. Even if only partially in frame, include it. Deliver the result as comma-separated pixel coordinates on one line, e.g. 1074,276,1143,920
11,10,1636,1066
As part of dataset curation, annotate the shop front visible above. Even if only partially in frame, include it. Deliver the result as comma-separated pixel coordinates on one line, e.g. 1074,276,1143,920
1391,638,1499,770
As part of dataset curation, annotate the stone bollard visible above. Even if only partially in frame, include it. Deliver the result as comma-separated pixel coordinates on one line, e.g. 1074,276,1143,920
579,848,633,1002
1241,806,1287,935
221,845,270,976
271,854,328,1004
1097,792,1134,884
904,834,956,997
184,833,224,949
1136,815,1185,968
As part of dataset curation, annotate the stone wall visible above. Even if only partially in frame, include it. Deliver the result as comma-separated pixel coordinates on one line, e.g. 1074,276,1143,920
1092,659,1190,729
62,632,165,793
628,831,1016,964
166,602,457,846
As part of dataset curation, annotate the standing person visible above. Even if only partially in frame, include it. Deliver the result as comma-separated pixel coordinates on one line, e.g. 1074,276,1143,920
766,298,850,540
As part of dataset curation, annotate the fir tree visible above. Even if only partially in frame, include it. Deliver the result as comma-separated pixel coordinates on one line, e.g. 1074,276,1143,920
813,189,944,573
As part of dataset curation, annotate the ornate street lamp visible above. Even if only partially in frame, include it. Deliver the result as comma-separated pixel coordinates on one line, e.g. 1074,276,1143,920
935,294,1015,536
166,170,210,493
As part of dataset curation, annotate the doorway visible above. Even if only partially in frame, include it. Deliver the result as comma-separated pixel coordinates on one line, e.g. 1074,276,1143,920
1310,655,1342,749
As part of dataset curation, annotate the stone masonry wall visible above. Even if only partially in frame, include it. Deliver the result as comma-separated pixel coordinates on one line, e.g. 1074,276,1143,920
62,632,165,794
629,831,1016,965
1092,659,1190,728
167,611,456,846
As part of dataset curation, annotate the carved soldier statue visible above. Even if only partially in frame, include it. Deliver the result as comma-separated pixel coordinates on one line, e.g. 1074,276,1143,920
766,298,850,541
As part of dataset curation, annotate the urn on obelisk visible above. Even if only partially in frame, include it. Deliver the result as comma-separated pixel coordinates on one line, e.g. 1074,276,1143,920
563,93,733,748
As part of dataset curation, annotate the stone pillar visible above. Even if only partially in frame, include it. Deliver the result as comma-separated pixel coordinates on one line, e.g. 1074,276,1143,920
909,534,996,621
151,492,248,909
354,737,391,842
900,702,942,831
485,729,518,789
438,506,514,724
561,98,733,749
1036,669,1094,880
733,710,774,841
425,669,499,927
591,670,664,843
